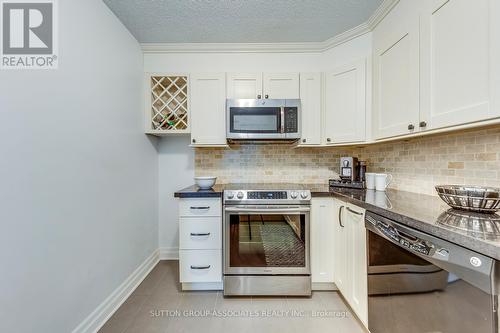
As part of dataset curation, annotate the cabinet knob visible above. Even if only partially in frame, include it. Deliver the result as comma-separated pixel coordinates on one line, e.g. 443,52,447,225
257,94,262,99
408,124,415,131
192,139,196,143
265,94,269,99
327,138,332,143
302,139,307,143
419,121,427,128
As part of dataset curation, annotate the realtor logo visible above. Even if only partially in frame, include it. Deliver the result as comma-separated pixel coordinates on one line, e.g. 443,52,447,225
1,0,58,69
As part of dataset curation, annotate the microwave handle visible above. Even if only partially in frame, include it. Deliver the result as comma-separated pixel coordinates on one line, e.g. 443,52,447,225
280,106,285,133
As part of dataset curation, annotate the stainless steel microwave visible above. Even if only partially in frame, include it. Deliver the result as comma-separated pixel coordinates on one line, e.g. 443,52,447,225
226,99,301,140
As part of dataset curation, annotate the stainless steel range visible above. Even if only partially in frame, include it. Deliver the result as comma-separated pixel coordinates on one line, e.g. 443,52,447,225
223,185,311,296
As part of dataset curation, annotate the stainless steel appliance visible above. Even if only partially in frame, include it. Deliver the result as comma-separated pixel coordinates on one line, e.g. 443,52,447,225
226,99,301,140
366,211,499,333
223,187,311,296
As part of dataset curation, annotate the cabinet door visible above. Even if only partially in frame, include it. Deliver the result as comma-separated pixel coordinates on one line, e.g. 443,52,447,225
311,198,335,283
263,73,300,99
324,60,366,144
373,0,421,139
226,73,263,99
420,0,500,130
333,200,348,294
190,73,227,146
345,204,368,327
299,73,322,146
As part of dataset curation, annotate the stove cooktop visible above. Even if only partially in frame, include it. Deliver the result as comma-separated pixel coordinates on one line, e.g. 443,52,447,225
223,184,311,204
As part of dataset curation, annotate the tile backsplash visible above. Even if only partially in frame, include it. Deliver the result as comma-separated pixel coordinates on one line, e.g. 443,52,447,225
195,126,500,196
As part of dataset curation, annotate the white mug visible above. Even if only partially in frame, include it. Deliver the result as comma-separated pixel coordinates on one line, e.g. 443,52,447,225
375,173,393,192
365,173,376,190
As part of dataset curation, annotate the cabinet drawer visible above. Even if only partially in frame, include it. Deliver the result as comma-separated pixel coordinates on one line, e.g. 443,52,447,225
179,198,221,217
179,250,222,283
179,217,221,250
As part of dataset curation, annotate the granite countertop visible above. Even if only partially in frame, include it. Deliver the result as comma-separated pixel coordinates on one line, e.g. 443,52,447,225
174,184,225,198
174,183,500,260
325,187,500,260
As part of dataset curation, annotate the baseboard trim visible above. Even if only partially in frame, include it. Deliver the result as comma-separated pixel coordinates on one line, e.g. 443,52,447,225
160,247,179,260
312,282,338,291
72,249,160,333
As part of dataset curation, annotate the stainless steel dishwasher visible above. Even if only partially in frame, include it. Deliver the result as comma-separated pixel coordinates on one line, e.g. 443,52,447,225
365,211,499,333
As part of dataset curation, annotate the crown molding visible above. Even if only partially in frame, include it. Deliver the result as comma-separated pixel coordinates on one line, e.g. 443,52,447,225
367,0,399,29
141,0,398,54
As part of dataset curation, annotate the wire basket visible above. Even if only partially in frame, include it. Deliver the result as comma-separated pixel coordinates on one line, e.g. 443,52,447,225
435,185,500,213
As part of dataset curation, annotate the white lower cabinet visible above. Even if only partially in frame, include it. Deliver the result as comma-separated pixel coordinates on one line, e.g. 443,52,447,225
179,249,222,283
333,200,368,327
179,217,221,250
178,198,222,290
344,203,368,327
311,198,336,285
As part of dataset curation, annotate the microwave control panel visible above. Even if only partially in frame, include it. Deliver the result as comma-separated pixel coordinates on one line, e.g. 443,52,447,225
284,107,298,133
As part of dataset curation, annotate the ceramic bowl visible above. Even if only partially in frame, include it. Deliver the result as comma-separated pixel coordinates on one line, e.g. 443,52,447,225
195,177,217,190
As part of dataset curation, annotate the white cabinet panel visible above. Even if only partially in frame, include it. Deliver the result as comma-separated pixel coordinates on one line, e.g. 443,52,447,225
226,73,263,99
179,198,222,217
190,73,227,145
263,73,300,99
311,198,335,283
324,60,366,144
333,200,348,293
345,204,368,327
179,217,221,250
333,201,367,327
299,73,322,146
420,0,500,129
179,250,222,283
373,0,420,139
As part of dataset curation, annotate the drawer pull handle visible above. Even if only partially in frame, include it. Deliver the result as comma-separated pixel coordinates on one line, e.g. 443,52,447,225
190,206,210,210
190,233,210,237
346,207,363,216
190,265,211,270
339,206,345,228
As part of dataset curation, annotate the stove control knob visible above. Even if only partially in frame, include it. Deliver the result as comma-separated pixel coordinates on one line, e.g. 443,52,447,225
290,191,299,199
237,191,245,199
300,191,309,199
226,191,234,199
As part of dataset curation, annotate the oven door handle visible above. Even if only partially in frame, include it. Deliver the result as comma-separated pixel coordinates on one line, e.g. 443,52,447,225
224,207,310,213
280,106,285,133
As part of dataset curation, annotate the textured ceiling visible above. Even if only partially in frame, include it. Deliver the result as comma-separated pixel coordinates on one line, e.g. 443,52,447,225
103,0,383,43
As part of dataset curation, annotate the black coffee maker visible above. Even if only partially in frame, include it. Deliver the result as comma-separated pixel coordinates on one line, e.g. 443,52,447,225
330,157,366,189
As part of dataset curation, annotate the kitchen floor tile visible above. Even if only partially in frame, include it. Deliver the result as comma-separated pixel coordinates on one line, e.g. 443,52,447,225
98,261,367,333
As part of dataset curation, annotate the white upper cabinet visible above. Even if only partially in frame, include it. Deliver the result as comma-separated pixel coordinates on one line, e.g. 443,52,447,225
190,73,227,146
311,198,335,284
226,73,263,99
373,0,421,139
324,60,367,144
263,73,300,99
420,0,500,130
298,73,322,146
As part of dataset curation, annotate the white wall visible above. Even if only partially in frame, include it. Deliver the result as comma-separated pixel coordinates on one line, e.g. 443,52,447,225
152,34,372,252
0,1,158,332
158,136,195,256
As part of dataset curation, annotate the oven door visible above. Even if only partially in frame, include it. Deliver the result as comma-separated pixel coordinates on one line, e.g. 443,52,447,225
226,99,286,139
224,205,310,275
366,212,497,333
